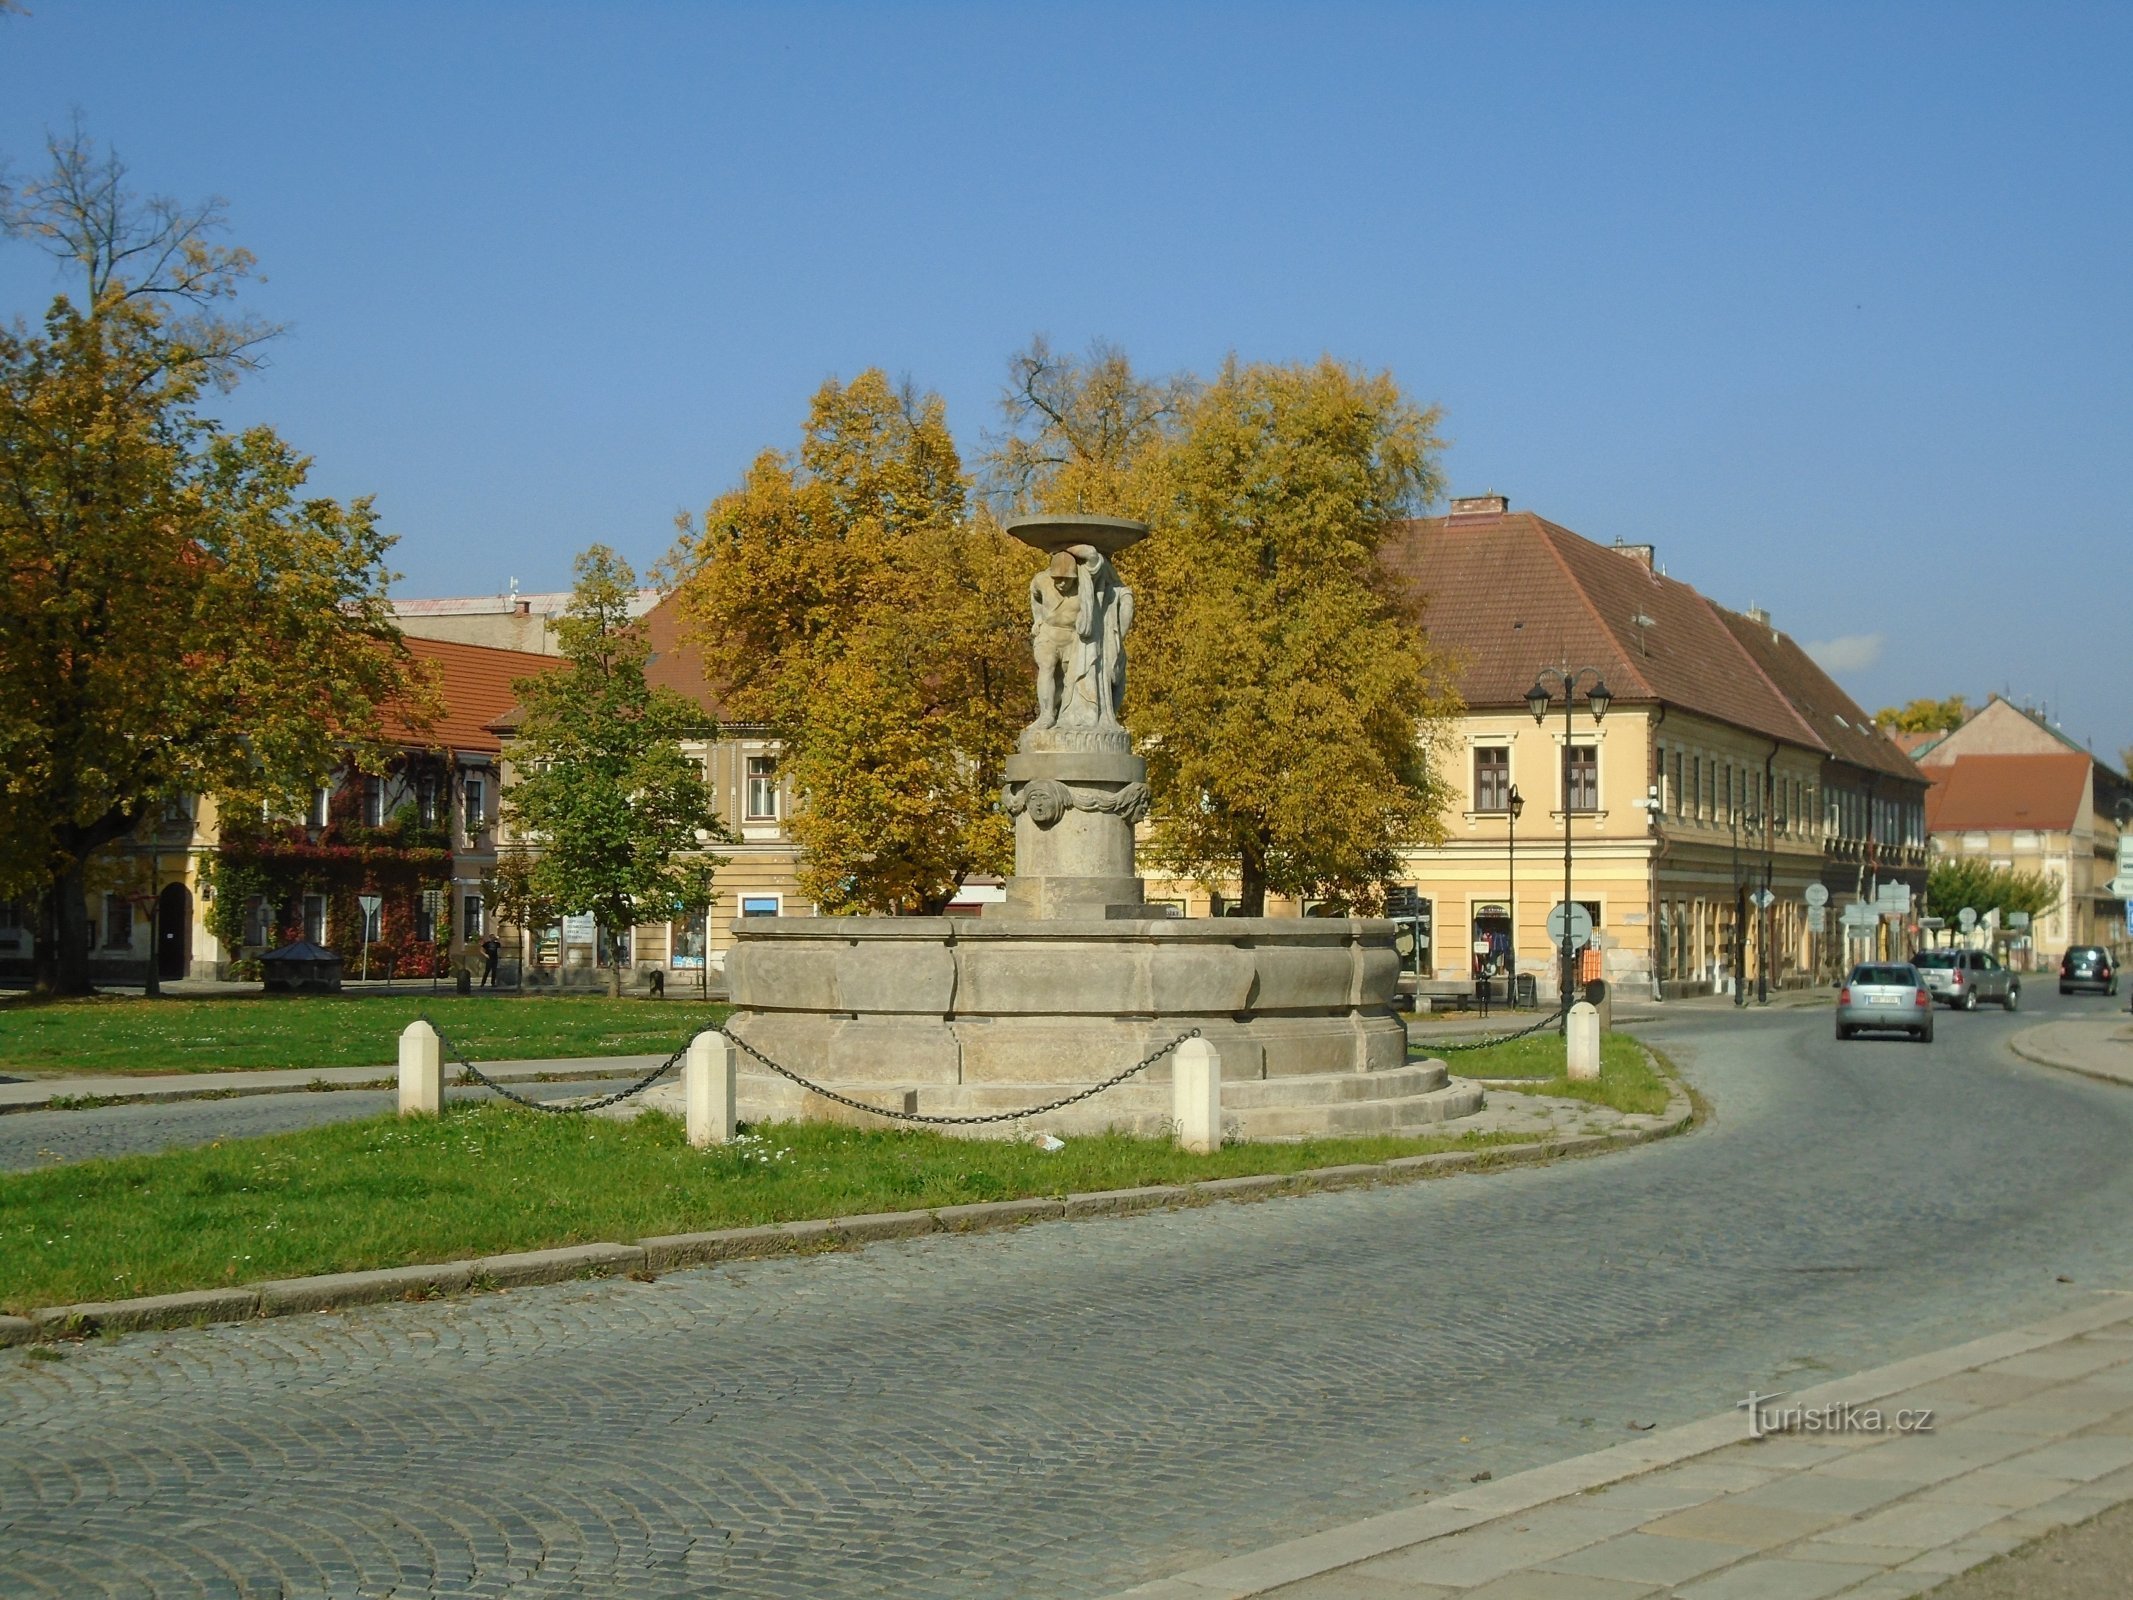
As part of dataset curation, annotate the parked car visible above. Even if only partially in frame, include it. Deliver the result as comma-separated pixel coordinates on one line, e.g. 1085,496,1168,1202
2059,946,2119,996
1836,963,1935,1043
1910,948,2019,1011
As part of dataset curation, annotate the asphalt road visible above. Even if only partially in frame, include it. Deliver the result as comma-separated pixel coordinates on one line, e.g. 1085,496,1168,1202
0,1078,649,1170
6,986,2133,1598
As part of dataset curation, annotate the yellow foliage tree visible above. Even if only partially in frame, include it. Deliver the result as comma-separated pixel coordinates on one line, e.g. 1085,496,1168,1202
670,372,1028,913
989,346,1462,914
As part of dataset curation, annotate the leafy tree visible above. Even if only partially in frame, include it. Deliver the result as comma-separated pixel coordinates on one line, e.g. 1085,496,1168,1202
990,347,1461,915
1876,696,1970,734
1925,858,2058,928
671,370,1027,914
0,127,418,994
500,546,731,995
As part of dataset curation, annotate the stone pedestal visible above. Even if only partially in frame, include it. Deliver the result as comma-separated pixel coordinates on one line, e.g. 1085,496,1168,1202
998,747,1147,918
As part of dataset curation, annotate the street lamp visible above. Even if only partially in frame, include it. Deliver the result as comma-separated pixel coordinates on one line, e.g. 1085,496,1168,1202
1507,785,1525,1008
1526,668,1612,1020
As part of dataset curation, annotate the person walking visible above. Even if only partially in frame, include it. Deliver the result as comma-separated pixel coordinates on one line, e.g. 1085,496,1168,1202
479,933,502,988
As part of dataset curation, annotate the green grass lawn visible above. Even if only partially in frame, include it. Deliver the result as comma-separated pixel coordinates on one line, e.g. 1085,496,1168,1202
0,994,727,1077
1414,1030,1674,1116
0,1110,1538,1312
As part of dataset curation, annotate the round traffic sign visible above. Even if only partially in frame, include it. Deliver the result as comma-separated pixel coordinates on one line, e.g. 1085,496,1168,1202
1545,902,1595,950
1958,906,1978,930
1804,883,1829,908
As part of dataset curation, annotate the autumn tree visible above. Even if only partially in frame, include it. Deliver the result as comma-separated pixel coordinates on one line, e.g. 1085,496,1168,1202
0,127,418,994
1876,696,1971,734
990,347,1461,915
1926,858,2058,928
499,547,730,995
671,371,1028,914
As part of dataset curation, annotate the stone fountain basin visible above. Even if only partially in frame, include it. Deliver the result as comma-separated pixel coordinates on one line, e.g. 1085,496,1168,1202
725,915,1407,1085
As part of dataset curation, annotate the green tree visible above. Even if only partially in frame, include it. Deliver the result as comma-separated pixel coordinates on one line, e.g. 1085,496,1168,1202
990,348,1461,914
1926,858,2059,928
671,370,1028,914
500,546,731,995
1876,696,1970,734
0,127,418,994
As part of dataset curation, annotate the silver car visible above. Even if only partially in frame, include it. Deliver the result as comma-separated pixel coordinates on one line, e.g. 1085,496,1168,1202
1836,963,1935,1043
1910,949,2019,1011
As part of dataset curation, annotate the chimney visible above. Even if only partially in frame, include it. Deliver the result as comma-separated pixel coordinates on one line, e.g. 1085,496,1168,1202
1745,604,1769,627
1609,537,1656,571
1448,494,1509,517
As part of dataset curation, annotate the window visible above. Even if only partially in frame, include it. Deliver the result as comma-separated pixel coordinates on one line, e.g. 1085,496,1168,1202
1473,746,1510,812
1671,751,1684,818
596,923,631,966
1563,745,1598,812
244,896,274,947
103,895,133,949
303,893,328,946
463,776,487,833
672,918,707,970
414,889,444,944
463,893,485,941
362,777,384,827
745,756,778,821
1692,756,1704,819
740,895,781,918
418,775,442,825
310,787,331,829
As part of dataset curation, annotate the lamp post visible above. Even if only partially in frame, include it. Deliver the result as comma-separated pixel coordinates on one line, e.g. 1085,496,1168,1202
1507,785,1525,1009
1525,668,1612,1021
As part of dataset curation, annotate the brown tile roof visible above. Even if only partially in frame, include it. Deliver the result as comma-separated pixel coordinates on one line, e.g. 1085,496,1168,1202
640,591,735,719
1709,604,1928,786
1923,753,2092,834
1381,510,1823,749
386,636,562,754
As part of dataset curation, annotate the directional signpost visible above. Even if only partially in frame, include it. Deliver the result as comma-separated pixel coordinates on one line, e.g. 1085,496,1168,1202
357,893,383,982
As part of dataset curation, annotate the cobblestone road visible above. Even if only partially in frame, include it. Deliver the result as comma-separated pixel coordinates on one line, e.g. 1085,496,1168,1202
8,991,2133,1598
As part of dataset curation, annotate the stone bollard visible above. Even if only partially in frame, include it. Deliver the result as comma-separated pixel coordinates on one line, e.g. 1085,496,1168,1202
1566,1000,1602,1082
398,1020,443,1115
686,1031,737,1148
1172,1036,1222,1155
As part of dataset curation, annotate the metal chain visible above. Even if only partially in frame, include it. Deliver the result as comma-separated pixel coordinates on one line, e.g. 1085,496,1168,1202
718,1025,1201,1126
1425,1003,1572,1053
423,1014,714,1114
423,1012,1198,1127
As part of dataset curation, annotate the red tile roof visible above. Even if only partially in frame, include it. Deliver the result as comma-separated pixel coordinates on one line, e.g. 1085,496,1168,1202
1710,604,1927,785
1381,510,1823,749
640,591,735,719
1923,753,2092,834
385,636,562,754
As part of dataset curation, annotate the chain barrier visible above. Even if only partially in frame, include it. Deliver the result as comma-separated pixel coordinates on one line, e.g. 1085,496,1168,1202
423,1014,715,1114
424,1013,1200,1128
719,1025,1201,1127
1422,1002,1572,1053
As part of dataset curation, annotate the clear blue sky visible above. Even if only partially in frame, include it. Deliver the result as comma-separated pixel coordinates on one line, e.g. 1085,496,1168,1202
4,2,2129,759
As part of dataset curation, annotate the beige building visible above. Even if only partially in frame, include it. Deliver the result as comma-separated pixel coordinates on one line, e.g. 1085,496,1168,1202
392,584,658,657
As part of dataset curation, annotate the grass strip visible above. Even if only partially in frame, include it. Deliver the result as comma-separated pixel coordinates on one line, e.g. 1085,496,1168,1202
0,1110,1539,1312
0,994,727,1076
1444,1031,1672,1116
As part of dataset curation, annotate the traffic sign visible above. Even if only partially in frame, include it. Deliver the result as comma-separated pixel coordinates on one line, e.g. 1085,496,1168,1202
1920,916,1946,930
1804,907,1826,934
2008,912,2031,930
1958,907,1978,931
1545,902,1595,950
1751,889,1776,910
1876,882,1913,914
1804,883,1830,909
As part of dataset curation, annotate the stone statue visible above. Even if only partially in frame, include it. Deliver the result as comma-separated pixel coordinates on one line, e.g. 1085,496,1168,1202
1029,543,1133,730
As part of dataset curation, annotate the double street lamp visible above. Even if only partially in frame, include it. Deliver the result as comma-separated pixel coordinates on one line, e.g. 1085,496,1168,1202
1525,667,1613,1018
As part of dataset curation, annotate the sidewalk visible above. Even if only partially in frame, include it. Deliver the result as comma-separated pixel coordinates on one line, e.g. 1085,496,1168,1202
1106,1294,2133,1600
0,1054,668,1112
2008,1017,2133,1090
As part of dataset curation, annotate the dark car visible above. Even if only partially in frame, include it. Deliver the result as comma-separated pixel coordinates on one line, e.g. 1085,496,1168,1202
2060,946,2119,996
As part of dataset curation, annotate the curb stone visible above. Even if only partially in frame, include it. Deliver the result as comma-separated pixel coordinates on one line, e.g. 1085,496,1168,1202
4,1065,1694,1344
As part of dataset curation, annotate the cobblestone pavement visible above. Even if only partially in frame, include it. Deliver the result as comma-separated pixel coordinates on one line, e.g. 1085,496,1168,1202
8,990,2133,1597
0,1079,637,1171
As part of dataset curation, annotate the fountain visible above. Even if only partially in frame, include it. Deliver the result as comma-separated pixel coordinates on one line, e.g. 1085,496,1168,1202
721,516,1481,1137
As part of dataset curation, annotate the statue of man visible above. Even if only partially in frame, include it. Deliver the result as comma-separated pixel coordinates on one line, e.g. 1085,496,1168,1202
1030,544,1133,729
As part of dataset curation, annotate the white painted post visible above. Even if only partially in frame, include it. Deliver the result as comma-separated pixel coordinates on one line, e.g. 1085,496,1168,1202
398,1020,443,1115
687,1032,737,1148
1172,1037,1222,1155
1567,1000,1601,1081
